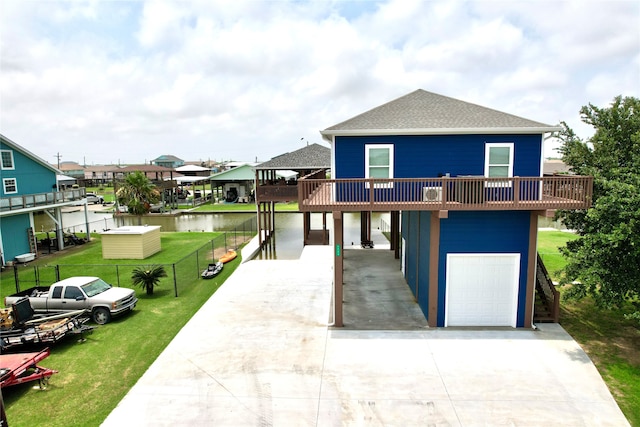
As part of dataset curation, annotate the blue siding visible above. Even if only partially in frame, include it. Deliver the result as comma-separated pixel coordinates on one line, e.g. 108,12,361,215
334,134,542,179
401,211,431,321
0,142,57,196
437,211,531,327
1,214,32,261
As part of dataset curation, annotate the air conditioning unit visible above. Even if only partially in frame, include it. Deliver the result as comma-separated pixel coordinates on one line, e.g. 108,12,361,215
423,186,443,202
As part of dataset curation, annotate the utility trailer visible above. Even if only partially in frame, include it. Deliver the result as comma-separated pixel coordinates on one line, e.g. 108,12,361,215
0,298,93,352
0,348,58,389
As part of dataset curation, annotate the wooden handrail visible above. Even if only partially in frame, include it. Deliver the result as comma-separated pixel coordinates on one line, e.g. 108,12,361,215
536,252,560,322
297,175,593,212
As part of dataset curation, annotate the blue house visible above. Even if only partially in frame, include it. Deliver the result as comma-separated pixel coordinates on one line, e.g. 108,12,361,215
298,90,592,328
0,134,86,266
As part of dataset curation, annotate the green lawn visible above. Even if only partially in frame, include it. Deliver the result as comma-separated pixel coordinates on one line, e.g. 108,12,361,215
537,230,579,279
538,230,640,426
1,232,240,427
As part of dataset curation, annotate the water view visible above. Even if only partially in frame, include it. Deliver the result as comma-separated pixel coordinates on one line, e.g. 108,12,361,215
33,209,390,260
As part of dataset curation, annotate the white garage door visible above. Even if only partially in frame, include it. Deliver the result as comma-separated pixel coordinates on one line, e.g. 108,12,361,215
445,254,520,327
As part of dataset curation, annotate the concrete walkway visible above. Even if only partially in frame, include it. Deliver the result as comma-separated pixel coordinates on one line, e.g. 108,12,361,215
102,245,629,426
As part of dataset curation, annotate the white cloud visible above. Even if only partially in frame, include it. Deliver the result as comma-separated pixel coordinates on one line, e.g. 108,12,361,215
0,0,638,165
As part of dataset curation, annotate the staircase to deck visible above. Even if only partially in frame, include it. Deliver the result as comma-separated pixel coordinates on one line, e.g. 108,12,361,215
534,253,560,323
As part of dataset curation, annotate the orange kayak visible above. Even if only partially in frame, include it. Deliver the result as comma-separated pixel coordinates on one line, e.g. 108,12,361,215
219,249,237,263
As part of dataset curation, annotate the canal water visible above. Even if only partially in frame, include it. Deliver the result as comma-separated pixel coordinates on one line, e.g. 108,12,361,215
33,209,390,260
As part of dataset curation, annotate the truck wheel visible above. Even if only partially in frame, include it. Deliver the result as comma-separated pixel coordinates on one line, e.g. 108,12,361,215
93,308,111,325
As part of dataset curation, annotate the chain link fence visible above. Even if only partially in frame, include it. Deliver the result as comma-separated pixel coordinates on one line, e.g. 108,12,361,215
8,218,256,297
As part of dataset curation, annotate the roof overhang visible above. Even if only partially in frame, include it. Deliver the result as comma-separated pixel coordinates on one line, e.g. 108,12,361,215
320,126,563,142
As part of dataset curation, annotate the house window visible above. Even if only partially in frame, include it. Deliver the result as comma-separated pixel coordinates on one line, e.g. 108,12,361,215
485,143,513,186
1,150,15,170
365,143,394,182
3,178,17,194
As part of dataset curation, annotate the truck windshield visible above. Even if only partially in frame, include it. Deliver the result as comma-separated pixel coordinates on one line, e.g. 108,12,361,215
81,279,112,297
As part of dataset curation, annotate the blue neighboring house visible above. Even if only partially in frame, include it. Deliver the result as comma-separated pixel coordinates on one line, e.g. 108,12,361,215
0,134,85,266
152,155,184,169
301,89,592,328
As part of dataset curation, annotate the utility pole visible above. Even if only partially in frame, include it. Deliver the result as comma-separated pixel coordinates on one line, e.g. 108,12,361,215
54,152,62,169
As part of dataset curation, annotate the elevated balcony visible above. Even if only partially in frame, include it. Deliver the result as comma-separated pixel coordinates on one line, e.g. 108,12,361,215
297,175,593,212
0,188,87,215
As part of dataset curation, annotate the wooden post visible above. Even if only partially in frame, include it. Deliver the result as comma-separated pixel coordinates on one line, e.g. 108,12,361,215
524,211,538,328
333,211,343,327
391,211,400,259
428,211,440,327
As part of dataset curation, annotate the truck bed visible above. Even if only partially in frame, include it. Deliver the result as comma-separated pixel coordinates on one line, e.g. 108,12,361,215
6,286,50,299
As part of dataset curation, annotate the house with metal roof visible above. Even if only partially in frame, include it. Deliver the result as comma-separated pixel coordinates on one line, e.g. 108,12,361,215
301,89,592,328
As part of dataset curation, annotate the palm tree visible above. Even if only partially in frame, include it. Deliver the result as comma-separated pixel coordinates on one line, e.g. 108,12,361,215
116,171,161,225
131,265,167,296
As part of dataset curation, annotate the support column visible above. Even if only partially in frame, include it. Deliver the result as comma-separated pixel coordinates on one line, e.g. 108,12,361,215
391,211,400,259
303,212,310,245
333,211,344,327
524,211,538,328
360,211,371,243
322,212,328,244
428,211,440,327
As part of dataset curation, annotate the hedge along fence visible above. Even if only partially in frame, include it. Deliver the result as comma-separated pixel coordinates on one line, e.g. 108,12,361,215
9,227,256,297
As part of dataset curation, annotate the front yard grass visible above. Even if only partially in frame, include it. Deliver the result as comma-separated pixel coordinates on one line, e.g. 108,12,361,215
1,232,240,427
539,230,640,426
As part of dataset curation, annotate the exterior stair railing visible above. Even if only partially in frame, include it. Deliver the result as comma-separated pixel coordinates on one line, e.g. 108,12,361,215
534,253,560,323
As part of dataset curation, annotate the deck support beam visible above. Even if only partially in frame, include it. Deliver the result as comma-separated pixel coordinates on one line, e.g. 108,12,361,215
390,211,400,258
428,211,440,327
524,211,538,328
333,211,344,327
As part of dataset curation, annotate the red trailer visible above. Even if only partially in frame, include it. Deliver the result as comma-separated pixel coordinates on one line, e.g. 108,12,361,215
0,348,58,390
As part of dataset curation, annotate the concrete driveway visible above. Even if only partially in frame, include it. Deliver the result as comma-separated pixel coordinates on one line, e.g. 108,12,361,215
102,245,629,426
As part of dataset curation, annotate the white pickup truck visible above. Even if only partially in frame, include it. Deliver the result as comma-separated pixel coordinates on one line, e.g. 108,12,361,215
3,276,138,325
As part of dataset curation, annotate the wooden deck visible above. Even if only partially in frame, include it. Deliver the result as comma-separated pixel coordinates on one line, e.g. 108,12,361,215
297,176,593,212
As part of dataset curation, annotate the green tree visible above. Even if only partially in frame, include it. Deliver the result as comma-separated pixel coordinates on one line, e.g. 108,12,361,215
131,265,167,296
116,171,161,225
556,96,640,321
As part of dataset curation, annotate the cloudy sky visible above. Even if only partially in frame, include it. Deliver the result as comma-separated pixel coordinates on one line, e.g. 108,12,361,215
1,0,638,167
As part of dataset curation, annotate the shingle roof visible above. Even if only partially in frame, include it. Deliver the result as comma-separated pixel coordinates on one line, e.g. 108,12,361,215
321,89,560,138
152,154,183,162
255,143,331,170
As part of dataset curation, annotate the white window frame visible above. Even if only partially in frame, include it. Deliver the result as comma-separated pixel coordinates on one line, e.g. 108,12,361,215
1,150,15,170
365,144,394,188
484,142,514,187
3,178,18,194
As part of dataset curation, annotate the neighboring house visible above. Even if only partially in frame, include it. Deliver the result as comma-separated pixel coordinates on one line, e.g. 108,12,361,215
209,163,256,203
175,164,211,177
0,134,86,265
57,174,77,189
543,159,572,175
84,165,120,184
255,143,332,245
152,155,184,169
302,89,592,328
112,164,175,182
57,161,85,180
